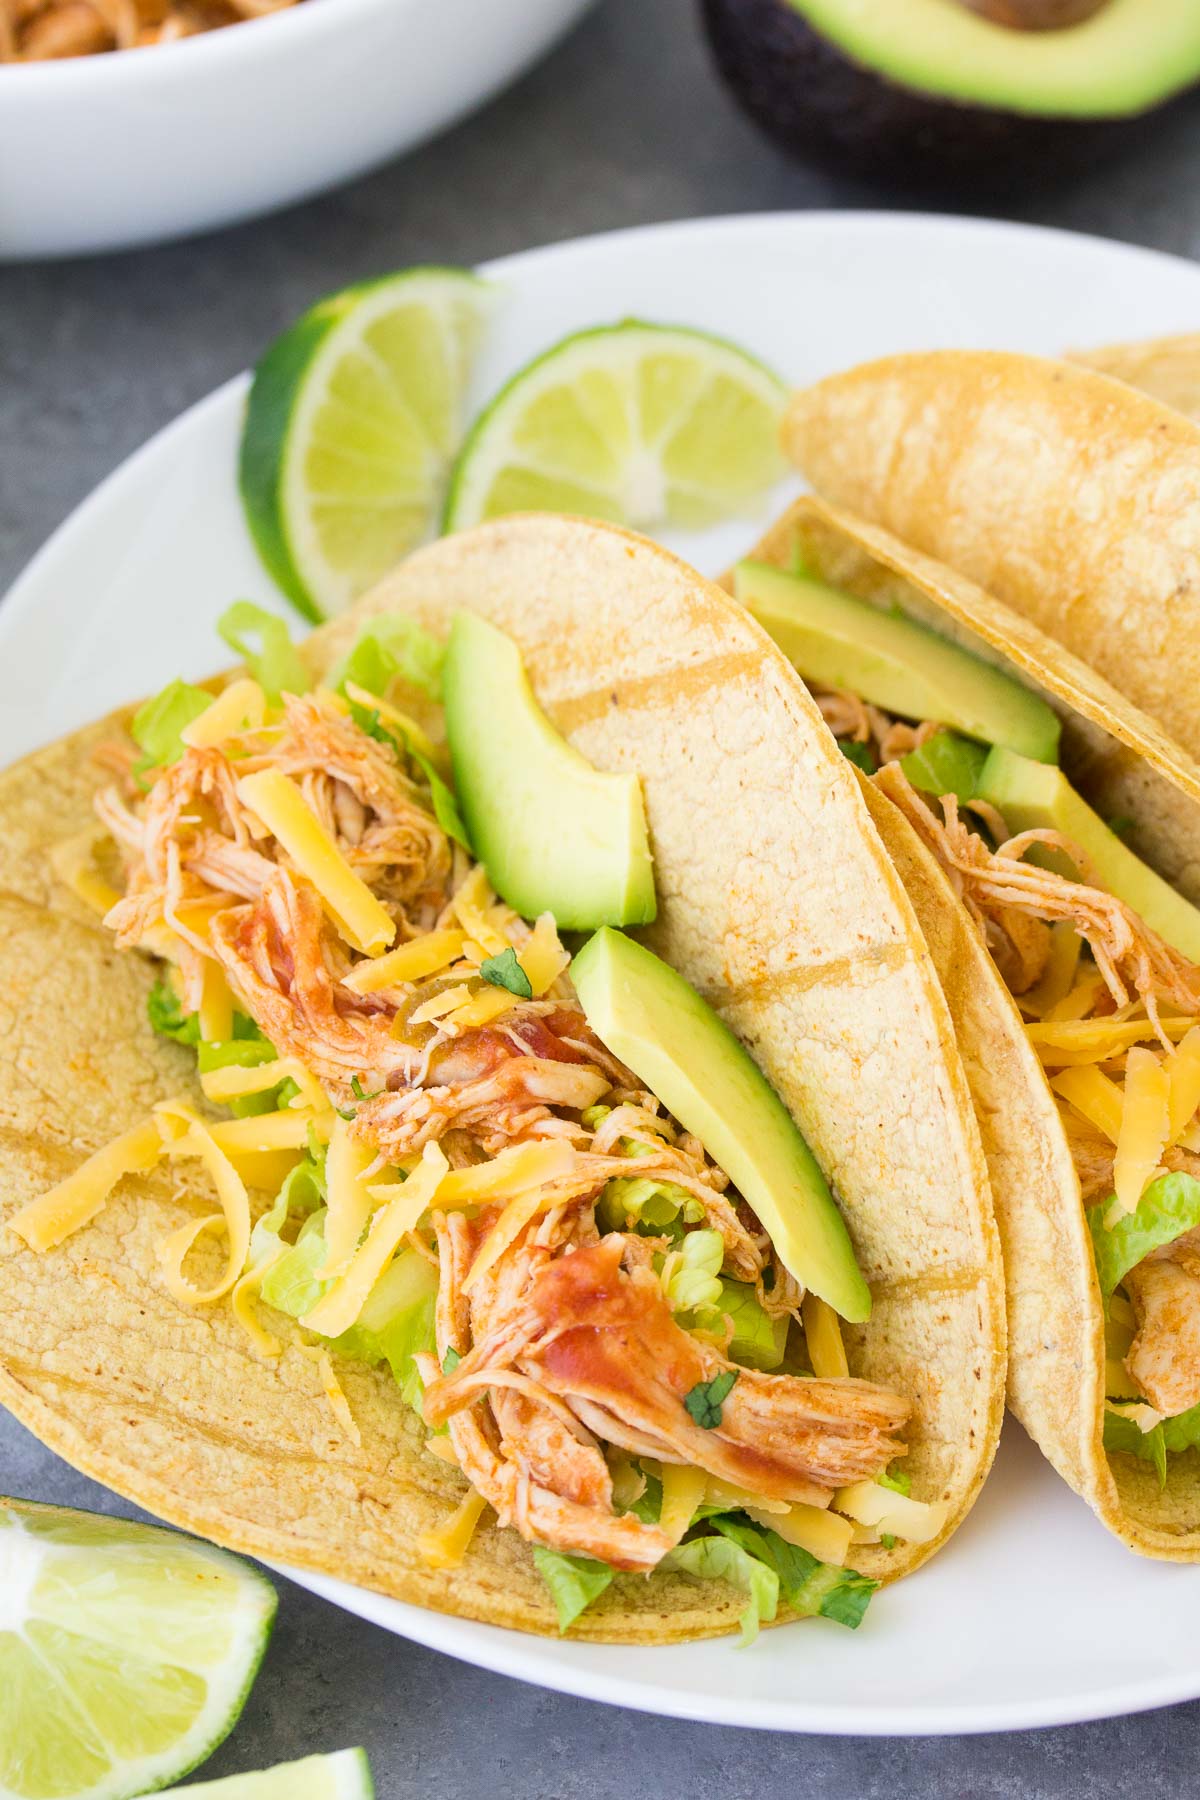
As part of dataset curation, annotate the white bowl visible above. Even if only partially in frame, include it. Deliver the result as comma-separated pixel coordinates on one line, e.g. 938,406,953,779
0,0,595,260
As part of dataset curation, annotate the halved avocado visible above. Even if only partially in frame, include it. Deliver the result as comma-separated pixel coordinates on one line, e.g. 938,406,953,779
700,0,1200,183
572,926,872,1322
444,613,656,930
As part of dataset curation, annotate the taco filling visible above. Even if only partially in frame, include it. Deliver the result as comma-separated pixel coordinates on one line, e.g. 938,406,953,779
738,553,1200,1487
10,599,940,1639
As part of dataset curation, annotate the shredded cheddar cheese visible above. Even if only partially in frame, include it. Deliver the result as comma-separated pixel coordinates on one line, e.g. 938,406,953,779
236,768,396,956
657,1464,708,1547
451,866,508,956
802,1294,849,1379
417,1488,488,1569
303,1142,449,1338
518,914,570,997
834,1480,948,1546
1110,1046,1170,1222
180,678,266,748
49,831,123,917
155,1106,252,1307
231,1255,285,1359
1168,1025,1200,1145
319,1115,382,1278
748,1502,854,1565
8,1119,165,1251
342,929,467,994
1051,1066,1124,1145
1020,923,1083,1019
198,959,235,1044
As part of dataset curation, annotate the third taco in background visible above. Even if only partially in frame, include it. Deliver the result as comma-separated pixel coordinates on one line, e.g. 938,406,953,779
731,493,1200,1558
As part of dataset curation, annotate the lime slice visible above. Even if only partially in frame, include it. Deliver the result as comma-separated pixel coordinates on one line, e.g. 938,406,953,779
443,321,788,535
161,1749,373,1798
240,267,494,622
0,1497,276,1800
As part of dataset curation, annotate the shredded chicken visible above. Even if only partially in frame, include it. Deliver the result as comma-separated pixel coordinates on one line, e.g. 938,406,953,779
91,678,911,1566
0,0,299,60
1126,1230,1200,1417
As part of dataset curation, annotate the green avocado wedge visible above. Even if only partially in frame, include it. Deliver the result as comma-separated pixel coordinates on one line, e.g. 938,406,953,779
735,559,1060,764
572,927,870,1322
443,612,657,929
976,746,1200,964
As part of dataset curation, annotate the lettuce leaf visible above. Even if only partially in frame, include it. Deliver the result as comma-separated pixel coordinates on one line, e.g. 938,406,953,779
147,980,200,1046
708,1516,877,1630
196,1034,288,1117
1104,1408,1168,1488
531,1547,615,1634
597,1175,704,1234
663,1535,779,1646
329,613,445,702
1089,1172,1200,1296
217,600,311,702
710,1278,789,1371
130,679,212,776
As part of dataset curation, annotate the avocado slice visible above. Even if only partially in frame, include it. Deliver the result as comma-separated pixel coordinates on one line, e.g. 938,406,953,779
572,927,871,1322
976,746,1200,964
736,559,1060,763
700,0,1200,183
443,613,656,930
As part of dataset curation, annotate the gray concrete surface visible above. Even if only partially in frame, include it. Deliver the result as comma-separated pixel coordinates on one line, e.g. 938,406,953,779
6,0,1200,1787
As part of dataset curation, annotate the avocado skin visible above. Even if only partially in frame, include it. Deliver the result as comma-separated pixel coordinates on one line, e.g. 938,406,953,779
700,0,1147,187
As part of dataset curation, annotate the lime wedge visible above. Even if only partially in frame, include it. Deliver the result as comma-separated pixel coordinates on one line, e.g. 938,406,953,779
443,321,788,535
161,1750,373,1798
0,1497,276,1800
240,267,494,622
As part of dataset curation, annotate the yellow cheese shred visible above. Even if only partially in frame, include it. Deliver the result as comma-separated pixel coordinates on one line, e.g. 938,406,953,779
1043,968,1107,1023
199,1056,325,1113
48,831,123,918
231,1256,285,1359
1168,1025,1200,1146
834,1480,948,1546
417,1488,488,1570
436,1140,575,1207
409,985,472,1025
154,1105,253,1307
1110,1045,1170,1223
802,1294,849,1379
519,914,570,998
236,768,396,955
198,959,235,1044
209,1111,322,1154
461,1168,573,1298
451,866,509,956
9,1119,165,1252
303,1142,449,1339
319,1115,382,1278
658,1464,708,1548
342,929,467,994
1029,1016,1196,1068
181,678,266,749
748,1502,854,1565
439,986,516,1032
1051,1066,1125,1145
1019,924,1083,1019
702,1476,791,1517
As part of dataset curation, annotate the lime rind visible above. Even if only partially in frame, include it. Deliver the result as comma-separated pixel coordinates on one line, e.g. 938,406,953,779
240,267,494,622
443,318,788,535
158,1748,373,1799
0,1498,276,1800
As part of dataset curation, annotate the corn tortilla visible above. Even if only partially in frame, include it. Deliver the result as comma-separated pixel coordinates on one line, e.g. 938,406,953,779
734,495,1200,1556
0,514,1005,1638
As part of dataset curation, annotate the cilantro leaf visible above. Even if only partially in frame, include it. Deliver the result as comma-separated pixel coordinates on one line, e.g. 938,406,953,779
480,946,533,999
441,1347,462,1374
350,1075,383,1102
1090,1172,1200,1295
838,740,876,775
684,1369,738,1429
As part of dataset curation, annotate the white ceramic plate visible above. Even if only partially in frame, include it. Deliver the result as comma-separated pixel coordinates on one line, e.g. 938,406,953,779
0,0,594,260
6,213,1200,1735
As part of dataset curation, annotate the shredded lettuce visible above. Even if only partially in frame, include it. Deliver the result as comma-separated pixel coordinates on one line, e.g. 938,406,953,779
663,1535,778,1646
660,1230,724,1314
898,730,988,805
597,1175,705,1234
1105,1400,1200,1489
258,1206,438,1408
532,1547,616,1634
196,1034,291,1117
708,1278,789,1370
1089,1173,1200,1296
217,600,311,702
147,979,201,1046
131,680,212,776
328,613,445,702
709,1516,878,1631
878,1465,912,1497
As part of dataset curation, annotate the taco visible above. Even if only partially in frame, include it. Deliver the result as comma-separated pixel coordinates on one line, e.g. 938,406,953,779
781,347,1200,770
0,513,1004,1643
1071,332,1200,426
730,493,1200,1556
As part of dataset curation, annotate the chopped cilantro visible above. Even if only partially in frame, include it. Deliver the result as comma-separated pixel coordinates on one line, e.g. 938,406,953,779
441,1347,462,1374
684,1369,738,1430
838,739,876,774
350,1075,383,1102
480,946,533,999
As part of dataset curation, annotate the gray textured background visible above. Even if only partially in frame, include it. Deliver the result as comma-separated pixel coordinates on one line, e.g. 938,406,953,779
6,0,1200,1788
